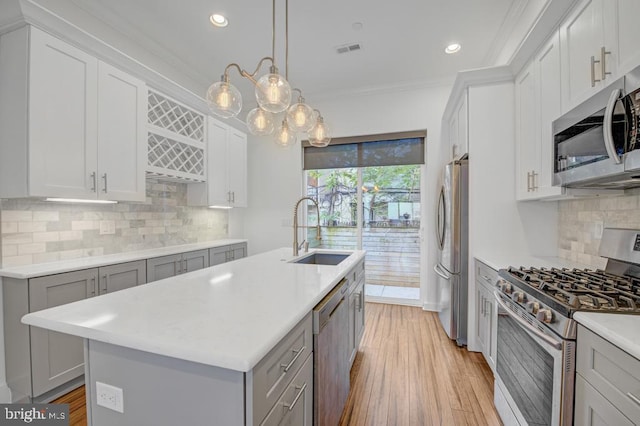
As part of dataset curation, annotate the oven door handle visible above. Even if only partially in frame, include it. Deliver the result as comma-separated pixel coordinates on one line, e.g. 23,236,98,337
603,88,623,164
494,291,562,351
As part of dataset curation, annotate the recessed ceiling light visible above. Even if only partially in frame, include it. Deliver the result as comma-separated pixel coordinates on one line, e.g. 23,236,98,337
210,14,228,28
445,43,461,54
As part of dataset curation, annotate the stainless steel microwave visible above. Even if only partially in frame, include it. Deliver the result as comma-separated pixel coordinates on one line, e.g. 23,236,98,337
553,65,640,189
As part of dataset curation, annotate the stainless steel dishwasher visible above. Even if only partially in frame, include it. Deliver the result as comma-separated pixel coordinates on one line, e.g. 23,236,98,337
313,279,349,426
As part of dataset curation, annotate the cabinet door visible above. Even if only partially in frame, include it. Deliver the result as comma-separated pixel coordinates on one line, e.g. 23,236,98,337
207,118,231,207
29,269,98,396
228,129,248,208
230,243,247,261
347,289,357,368
475,284,488,355
209,246,229,266
97,62,147,202
146,253,182,282
354,280,365,348
28,27,98,199
515,61,539,200
535,32,564,197
456,93,468,157
616,0,640,76
483,284,497,372
183,249,209,273
448,111,458,160
98,260,146,294
574,374,634,426
560,0,608,109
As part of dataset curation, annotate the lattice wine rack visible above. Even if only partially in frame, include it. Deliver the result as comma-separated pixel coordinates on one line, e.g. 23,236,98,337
146,90,206,182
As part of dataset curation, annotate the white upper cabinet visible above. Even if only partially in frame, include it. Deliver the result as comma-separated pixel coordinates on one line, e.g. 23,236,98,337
447,91,468,160
97,62,147,201
187,117,248,208
615,0,640,76
560,0,640,112
516,31,564,201
0,26,146,201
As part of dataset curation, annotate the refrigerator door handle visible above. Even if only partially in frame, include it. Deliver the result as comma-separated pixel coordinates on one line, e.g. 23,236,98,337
436,186,446,250
434,263,451,280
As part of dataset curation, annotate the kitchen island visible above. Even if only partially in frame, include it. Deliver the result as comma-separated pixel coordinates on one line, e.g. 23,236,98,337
21,248,365,425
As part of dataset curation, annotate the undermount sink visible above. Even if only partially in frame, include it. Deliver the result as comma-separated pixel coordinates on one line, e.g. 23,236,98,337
291,252,350,265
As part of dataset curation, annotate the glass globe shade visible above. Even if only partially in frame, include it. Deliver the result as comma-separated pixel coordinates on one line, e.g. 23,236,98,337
274,120,296,148
308,117,331,147
246,107,274,136
206,80,242,118
286,101,315,132
255,73,291,113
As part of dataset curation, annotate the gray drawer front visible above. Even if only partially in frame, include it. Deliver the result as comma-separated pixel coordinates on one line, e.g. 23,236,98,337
577,326,640,422
251,313,312,425
575,374,635,426
475,260,498,288
347,260,365,294
260,353,313,426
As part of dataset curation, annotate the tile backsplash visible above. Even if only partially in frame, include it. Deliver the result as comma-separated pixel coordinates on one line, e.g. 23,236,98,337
558,192,640,268
0,180,228,267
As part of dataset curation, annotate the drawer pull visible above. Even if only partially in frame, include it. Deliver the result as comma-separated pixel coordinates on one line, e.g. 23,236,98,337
281,346,306,372
628,391,640,407
481,275,491,282
283,383,307,411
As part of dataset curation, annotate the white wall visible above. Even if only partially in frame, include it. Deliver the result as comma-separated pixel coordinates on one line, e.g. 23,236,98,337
243,84,452,309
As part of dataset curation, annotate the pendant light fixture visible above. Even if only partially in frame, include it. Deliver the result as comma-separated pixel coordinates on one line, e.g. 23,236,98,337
308,110,331,147
206,0,330,147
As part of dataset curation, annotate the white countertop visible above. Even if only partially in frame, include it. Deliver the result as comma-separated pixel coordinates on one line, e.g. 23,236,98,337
0,239,247,279
574,312,640,360
21,248,365,372
474,253,592,272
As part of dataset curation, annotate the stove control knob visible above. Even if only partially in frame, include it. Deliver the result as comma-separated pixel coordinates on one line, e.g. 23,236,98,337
511,291,525,303
536,309,553,324
526,301,540,314
498,280,512,294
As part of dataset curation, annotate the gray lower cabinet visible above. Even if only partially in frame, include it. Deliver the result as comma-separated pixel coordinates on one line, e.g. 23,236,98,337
575,325,640,424
146,249,209,282
3,260,146,402
209,242,247,266
475,260,497,372
347,260,365,368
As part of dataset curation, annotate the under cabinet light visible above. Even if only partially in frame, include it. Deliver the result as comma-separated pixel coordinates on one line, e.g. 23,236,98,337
208,205,233,209
46,198,118,204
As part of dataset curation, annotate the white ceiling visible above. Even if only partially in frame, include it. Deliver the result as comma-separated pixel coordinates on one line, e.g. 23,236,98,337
44,0,520,110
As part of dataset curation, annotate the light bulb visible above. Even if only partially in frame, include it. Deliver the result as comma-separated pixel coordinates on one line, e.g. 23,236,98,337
206,79,242,118
246,107,275,136
274,120,296,148
286,99,315,132
255,71,291,113
308,114,331,147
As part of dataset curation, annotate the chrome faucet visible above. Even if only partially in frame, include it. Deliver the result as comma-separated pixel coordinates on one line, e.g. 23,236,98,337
293,196,322,256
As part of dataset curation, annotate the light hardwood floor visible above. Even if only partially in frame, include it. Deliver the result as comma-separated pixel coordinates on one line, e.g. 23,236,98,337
54,303,501,426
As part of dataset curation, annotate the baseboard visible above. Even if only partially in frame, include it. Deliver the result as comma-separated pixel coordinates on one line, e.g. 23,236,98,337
0,382,12,403
422,302,440,312
366,296,421,307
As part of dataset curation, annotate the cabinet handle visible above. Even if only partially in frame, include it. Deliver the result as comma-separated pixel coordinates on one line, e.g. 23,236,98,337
628,391,640,407
90,172,97,192
232,192,235,203
600,46,611,80
101,275,108,294
227,191,231,203
183,259,187,273
102,173,108,193
531,171,538,191
283,383,307,411
281,346,306,372
176,260,182,274
359,291,364,312
591,55,601,87
526,171,531,192
90,277,96,296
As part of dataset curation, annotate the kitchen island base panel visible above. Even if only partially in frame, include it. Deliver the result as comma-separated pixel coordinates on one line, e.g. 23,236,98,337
86,340,245,426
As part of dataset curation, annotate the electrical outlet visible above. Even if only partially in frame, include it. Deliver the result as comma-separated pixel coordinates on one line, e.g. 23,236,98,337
99,220,116,235
96,381,124,413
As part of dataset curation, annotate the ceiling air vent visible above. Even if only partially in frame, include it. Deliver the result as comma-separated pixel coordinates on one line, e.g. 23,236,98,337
335,42,362,54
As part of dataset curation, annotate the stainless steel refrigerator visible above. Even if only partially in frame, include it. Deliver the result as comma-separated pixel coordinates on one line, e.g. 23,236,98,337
434,157,468,346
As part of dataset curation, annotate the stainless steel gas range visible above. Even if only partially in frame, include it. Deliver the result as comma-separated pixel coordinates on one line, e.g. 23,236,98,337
493,228,640,426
